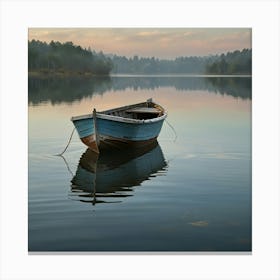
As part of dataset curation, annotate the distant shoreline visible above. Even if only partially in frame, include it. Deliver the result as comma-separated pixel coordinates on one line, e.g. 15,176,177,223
110,73,252,78
28,71,251,78
28,71,110,78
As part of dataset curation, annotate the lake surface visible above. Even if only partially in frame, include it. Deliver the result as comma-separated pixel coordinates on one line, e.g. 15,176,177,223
28,75,252,252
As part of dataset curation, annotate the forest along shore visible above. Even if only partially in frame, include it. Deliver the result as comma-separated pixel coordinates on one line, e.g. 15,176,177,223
28,40,252,76
28,40,113,76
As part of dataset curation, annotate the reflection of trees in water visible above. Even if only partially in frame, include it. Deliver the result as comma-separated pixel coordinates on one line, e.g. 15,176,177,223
110,76,251,100
28,76,251,105
110,76,209,91
28,76,112,105
206,77,251,100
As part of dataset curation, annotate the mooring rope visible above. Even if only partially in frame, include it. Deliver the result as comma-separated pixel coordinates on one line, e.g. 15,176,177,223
55,119,176,156
59,154,74,177
165,118,177,142
55,127,75,156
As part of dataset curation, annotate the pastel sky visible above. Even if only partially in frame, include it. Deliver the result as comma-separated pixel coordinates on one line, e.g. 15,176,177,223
28,28,251,59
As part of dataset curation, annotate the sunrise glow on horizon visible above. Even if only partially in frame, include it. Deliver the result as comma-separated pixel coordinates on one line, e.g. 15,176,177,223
28,28,251,59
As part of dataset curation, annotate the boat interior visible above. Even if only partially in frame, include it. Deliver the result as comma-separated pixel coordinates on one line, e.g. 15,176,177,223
101,101,164,120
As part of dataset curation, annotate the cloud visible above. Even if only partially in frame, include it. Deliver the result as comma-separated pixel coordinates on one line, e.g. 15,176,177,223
137,30,162,37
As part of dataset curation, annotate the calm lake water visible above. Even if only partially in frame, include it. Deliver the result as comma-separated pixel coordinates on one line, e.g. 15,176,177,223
28,75,251,252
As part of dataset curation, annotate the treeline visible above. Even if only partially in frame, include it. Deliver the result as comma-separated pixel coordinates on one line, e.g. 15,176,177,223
205,49,252,74
28,40,113,75
110,55,214,74
28,39,251,75
110,49,251,74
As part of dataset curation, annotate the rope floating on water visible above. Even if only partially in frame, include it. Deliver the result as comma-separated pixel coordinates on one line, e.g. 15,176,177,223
59,154,74,177
165,118,177,142
55,127,75,156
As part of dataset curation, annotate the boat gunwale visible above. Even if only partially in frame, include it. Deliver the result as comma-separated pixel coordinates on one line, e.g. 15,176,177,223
71,101,167,124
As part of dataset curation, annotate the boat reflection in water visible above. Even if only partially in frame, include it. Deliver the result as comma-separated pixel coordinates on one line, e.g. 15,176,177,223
70,141,167,205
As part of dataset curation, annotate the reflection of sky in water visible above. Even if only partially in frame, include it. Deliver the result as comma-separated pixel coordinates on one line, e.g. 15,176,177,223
28,77,251,251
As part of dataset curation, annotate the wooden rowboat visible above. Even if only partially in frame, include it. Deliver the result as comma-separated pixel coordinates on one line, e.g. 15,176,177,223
71,98,167,153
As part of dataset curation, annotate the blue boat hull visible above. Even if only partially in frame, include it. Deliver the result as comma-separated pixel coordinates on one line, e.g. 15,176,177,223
71,100,167,152
73,116,165,141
